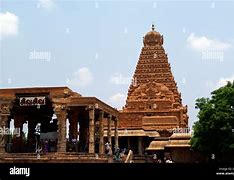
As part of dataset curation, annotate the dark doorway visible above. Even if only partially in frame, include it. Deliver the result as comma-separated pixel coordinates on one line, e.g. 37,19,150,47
8,95,57,153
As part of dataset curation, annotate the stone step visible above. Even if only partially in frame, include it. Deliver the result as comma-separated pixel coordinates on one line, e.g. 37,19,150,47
132,155,147,163
0,153,110,163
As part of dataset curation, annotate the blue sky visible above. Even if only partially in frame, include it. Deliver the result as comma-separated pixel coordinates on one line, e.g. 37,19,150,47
0,0,234,128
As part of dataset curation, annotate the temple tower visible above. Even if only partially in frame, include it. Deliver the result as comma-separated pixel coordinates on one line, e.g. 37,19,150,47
118,25,189,154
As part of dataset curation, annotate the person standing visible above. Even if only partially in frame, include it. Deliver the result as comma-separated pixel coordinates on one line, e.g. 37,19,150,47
34,123,41,151
34,123,42,159
105,141,110,155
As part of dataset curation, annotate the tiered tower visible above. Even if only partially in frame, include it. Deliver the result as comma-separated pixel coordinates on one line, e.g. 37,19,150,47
119,25,188,136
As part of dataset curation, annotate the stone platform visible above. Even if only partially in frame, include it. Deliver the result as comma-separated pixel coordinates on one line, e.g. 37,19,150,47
0,152,111,163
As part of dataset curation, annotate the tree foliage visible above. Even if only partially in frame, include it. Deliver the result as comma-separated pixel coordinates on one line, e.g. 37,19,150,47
191,81,234,161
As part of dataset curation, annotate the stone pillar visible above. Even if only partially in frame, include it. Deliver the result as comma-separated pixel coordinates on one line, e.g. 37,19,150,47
107,114,112,147
138,137,143,155
0,103,11,153
99,111,104,154
53,103,67,153
127,137,131,150
88,106,95,154
114,118,119,148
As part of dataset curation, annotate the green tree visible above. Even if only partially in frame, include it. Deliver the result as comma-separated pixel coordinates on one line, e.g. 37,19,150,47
191,81,234,162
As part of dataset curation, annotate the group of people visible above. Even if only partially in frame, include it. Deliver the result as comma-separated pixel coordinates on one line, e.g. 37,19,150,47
152,154,174,163
105,142,130,162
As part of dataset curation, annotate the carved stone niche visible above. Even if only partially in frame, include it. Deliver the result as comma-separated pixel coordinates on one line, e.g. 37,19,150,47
0,103,11,115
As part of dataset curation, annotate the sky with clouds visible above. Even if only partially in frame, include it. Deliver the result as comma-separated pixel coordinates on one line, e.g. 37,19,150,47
0,0,234,128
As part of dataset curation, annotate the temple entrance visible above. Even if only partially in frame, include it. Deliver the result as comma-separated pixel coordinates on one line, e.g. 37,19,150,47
7,94,57,153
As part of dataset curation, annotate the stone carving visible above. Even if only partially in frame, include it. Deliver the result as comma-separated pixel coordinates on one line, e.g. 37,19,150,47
183,105,188,113
0,103,11,114
128,82,174,102
53,104,66,112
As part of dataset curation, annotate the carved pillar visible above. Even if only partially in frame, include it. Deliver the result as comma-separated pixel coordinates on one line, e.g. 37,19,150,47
99,111,104,154
107,114,112,147
114,117,119,148
138,137,143,155
88,106,95,154
0,103,11,153
53,103,67,153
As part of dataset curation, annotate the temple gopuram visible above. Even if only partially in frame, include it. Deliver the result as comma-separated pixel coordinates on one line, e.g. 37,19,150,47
118,25,191,162
0,87,118,162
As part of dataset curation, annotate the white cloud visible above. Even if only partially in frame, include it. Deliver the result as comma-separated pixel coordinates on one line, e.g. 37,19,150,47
108,93,126,110
187,33,231,51
38,0,55,10
0,12,19,39
66,67,93,88
216,74,234,88
110,73,131,85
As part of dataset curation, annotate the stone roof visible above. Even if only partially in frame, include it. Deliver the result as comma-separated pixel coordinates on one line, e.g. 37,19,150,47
104,129,160,137
146,133,191,151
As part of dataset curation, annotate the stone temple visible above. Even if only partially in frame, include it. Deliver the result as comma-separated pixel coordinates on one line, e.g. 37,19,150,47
0,25,192,163
118,25,190,161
